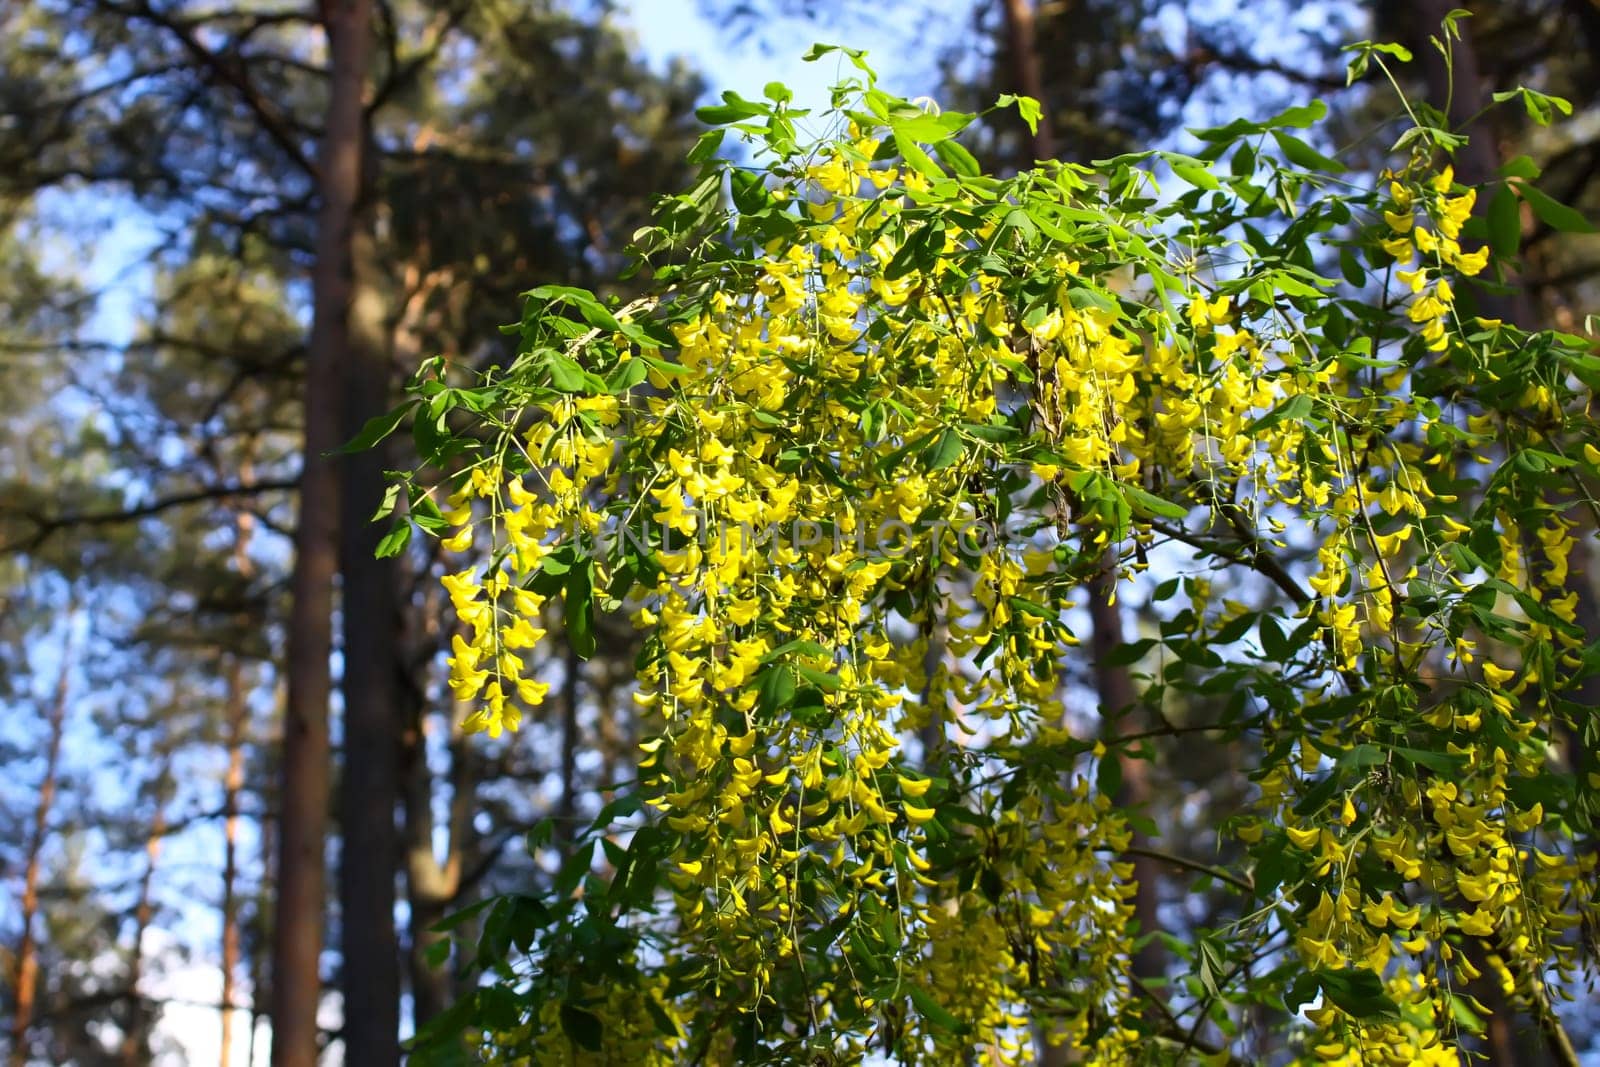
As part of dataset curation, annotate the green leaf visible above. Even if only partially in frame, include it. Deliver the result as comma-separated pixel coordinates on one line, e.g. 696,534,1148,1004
375,522,411,559
339,400,418,453
757,664,797,716
1259,616,1293,660
908,986,971,1035
1271,130,1347,173
607,357,649,392
1497,154,1540,180
924,428,963,470
996,93,1043,137
546,353,588,393
1266,98,1327,129
1315,969,1402,1021
559,1004,604,1051
1284,972,1321,1014
892,113,959,144
934,138,980,177
1487,183,1520,256
645,996,682,1039
527,285,622,332
687,128,725,165
796,665,843,692
731,168,778,213
763,81,793,104
695,91,767,126
1520,183,1595,234
894,130,945,179
1337,744,1385,770
1197,936,1225,998
1170,160,1221,191
428,896,496,934
1246,393,1314,435
1122,484,1188,520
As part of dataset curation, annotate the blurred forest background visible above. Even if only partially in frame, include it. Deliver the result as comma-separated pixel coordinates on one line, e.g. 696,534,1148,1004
1,0,1597,1063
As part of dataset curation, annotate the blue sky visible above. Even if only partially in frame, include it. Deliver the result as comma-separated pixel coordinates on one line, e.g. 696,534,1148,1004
621,0,956,110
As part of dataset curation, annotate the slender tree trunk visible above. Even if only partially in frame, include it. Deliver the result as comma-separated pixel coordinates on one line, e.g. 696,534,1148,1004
999,0,1057,163
122,762,171,1067
269,0,373,1061
336,219,400,1065
1087,566,1164,985
248,742,277,1067
8,618,76,1067
1413,0,1535,329
222,483,257,1067
221,656,248,1067
918,617,947,764
402,689,473,1028
556,641,582,848
1001,4,1162,1053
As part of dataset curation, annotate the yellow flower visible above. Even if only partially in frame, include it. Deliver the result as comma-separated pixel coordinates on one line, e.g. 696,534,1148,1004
1481,662,1516,687
1286,824,1322,850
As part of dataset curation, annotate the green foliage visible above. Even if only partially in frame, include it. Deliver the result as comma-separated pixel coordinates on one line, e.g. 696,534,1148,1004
386,32,1599,1067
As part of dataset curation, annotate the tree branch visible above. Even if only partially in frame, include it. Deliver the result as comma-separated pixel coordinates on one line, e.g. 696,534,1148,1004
2,478,298,554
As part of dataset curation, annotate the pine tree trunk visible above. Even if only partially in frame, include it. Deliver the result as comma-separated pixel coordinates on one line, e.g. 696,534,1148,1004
122,762,170,1067
1087,570,1164,984
8,618,75,1067
336,213,401,1066
269,0,373,1060
556,641,582,849
999,0,1056,163
220,663,247,1067
1413,0,1535,329
401,692,473,1029
248,746,277,1067
222,483,257,1067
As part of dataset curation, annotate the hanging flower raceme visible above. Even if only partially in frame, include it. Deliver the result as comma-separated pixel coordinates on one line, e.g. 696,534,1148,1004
372,41,1600,1067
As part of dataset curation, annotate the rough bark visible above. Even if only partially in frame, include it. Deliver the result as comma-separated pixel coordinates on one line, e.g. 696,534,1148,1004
999,0,1057,162
8,619,76,1067
335,219,401,1064
269,0,374,1061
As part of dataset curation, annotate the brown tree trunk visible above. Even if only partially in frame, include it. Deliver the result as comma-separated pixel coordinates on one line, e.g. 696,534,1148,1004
999,0,1057,163
122,761,172,1067
269,0,373,1061
401,690,474,1028
248,743,277,1067
8,618,76,1067
918,617,947,764
222,481,257,1067
336,219,400,1065
1413,0,1535,328
556,641,583,849
1087,566,1164,985
219,662,247,1067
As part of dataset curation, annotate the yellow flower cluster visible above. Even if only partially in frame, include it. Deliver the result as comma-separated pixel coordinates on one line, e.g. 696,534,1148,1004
416,99,1600,1060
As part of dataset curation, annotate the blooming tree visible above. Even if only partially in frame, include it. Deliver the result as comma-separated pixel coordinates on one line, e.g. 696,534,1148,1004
367,33,1600,1067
